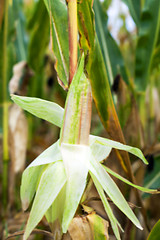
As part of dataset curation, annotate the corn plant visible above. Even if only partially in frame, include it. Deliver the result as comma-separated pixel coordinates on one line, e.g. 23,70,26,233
12,54,158,240
8,0,160,239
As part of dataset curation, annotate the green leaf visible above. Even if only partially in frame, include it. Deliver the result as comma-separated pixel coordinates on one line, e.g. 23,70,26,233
86,36,132,179
89,136,112,162
94,0,129,85
20,165,45,211
11,94,64,128
92,174,122,240
122,0,141,26
89,156,143,230
77,0,95,51
45,184,66,228
27,0,49,96
60,54,91,145
61,143,89,233
28,140,61,167
90,135,148,164
78,2,131,174
147,219,160,240
24,161,66,240
28,0,49,70
86,211,109,240
43,0,69,88
143,155,160,198
103,165,159,194
20,140,61,210
134,0,160,91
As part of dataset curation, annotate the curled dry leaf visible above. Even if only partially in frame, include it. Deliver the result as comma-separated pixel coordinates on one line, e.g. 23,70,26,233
8,104,28,207
8,104,28,173
9,61,34,95
65,213,109,240
8,60,32,207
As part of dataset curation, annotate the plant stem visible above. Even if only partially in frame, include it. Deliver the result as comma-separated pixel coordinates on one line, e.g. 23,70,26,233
68,0,78,85
2,0,9,209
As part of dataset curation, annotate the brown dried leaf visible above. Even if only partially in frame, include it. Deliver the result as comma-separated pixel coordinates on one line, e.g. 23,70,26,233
8,104,28,207
9,61,33,95
9,104,28,173
123,101,145,149
66,213,109,240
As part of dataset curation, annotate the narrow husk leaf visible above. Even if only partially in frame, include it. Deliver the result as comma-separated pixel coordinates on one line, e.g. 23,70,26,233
23,161,66,240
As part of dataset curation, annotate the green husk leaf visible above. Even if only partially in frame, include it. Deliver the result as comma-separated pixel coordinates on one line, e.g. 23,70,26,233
89,155,143,230
103,165,159,194
11,94,64,128
20,140,61,210
90,135,148,164
24,161,66,240
61,143,89,233
60,54,92,145
28,140,61,167
45,184,66,231
91,174,122,240
20,165,45,211
89,136,112,162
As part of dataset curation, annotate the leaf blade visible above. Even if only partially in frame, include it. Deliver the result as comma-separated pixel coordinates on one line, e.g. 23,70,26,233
94,0,129,85
90,135,148,164
24,161,66,240
103,165,159,194
43,0,69,88
147,219,160,240
89,156,143,230
134,0,160,91
20,140,62,210
11,94,64,128
91,173,122,240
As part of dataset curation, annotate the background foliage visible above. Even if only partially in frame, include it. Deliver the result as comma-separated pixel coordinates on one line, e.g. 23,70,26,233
0,0,160,239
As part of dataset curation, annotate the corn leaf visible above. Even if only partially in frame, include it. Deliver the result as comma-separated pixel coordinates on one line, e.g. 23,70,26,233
122,0,141,26
134,0,160,91
77,0,95,51
94,0,129,85
61,143,89,233
28,140,61,167
11,94,64,128
20,140,61,210
90,135,148,164
92,174,122,240
28,0,49,71
24,161,66,240
45,185,66,229
89,136,112,162
27,0,49,96
143,155,160,198
147,219,160,240
89,156,143,230
20,165,45,211
103,166,159,194
43,0,69,88
78,0,127,146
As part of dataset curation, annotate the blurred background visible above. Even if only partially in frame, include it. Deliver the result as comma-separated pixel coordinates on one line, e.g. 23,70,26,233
0,0,160,239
